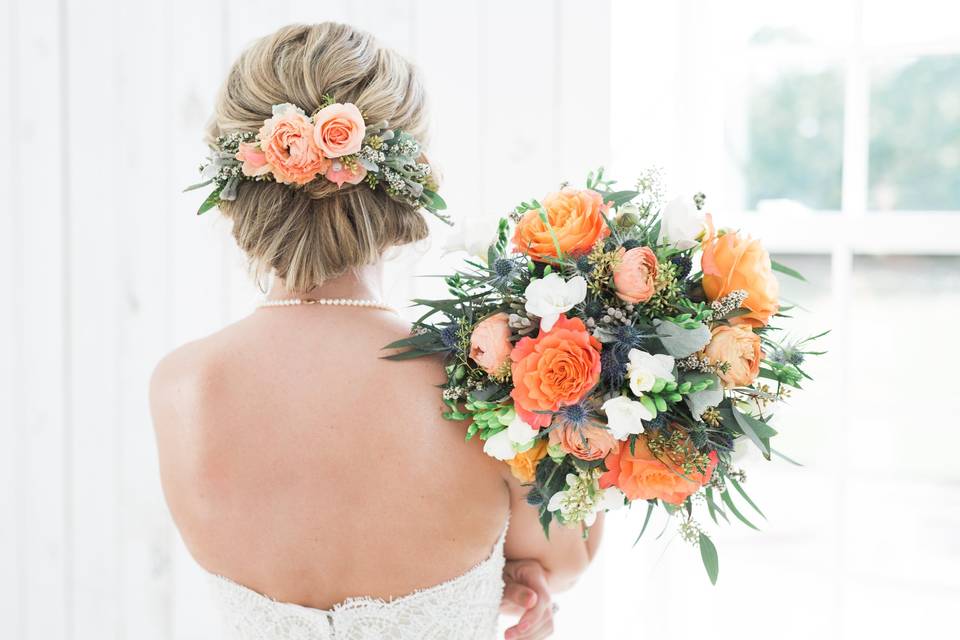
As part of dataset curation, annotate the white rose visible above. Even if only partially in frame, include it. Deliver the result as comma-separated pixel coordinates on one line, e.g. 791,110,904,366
442,222,495,260
524,273,588,332
599,486,627,512
626,349,675,396
506,414,538,445
482,429,516,461
659,195,706,250
601,395,653,440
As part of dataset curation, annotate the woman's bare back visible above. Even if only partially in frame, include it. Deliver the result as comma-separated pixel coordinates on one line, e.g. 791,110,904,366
151,306,509,609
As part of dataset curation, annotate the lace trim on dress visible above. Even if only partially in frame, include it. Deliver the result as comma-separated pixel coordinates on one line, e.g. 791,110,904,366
207,515,510,640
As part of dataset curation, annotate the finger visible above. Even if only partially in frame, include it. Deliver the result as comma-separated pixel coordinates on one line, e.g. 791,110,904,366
505,599,550,639
506,609,554,640
502,583,538,609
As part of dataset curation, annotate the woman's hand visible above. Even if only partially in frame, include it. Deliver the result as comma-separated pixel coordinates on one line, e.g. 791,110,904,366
501,559,555,639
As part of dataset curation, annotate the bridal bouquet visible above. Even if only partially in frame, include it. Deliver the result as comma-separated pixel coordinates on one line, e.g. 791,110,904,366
387,169,824,583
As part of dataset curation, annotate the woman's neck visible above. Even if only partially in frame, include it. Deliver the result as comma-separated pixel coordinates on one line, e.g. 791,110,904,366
266,264,385,302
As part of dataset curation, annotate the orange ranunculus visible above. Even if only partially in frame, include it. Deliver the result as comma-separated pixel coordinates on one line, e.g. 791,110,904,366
700,219,779,328
469,312,513,375
512,187,610,261
506,439,548,483
549,423,618,461
510,315,602,429
703,324,762,388
613,246,659,303
599,434,718,505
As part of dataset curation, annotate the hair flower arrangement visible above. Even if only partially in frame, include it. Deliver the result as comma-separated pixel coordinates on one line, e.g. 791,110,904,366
186,95,448,222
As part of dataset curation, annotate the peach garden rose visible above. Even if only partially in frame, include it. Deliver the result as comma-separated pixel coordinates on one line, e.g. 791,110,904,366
703,324,762,388
613,246,659,303
506,439,548,483
701,218,780,327
600,435,718,505
313,102,366,158
469,313,513,375
258,103,329,185
549,423,618,461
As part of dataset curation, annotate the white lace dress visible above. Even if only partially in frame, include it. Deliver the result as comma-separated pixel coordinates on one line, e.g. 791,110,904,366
207,520,508,639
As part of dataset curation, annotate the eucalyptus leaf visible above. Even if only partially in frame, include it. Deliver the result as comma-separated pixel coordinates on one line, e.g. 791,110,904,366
653,319,711,358
683,373,722,419
196,186,223,215
602,190,640,207
699,532,719,585
720,489,760,530
729,476,766,519
728,406,777,458
771,259,806,281
632,501,656,546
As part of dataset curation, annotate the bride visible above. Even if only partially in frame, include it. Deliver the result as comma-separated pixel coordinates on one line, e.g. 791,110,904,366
151,22,603,639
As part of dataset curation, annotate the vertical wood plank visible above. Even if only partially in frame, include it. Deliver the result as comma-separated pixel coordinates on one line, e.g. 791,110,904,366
115,0,181,637
0,0,22,633
11,0,69,637
166,1,234,635
64,0,123,635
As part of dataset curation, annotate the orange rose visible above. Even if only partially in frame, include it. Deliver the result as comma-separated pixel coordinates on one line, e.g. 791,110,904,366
510,315,601,429
469,313,513,375
703,324,762,388
599,435,717,505
613,246,659,303
701,220,779,327
549,423,618,461
259,104,330,185
512,187,610,261
506,439,548,482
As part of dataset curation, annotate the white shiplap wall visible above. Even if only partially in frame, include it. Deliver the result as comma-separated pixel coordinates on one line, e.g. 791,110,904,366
1,1,611,638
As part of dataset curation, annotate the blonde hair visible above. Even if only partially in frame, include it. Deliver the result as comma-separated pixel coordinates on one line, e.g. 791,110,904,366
206,22,431,292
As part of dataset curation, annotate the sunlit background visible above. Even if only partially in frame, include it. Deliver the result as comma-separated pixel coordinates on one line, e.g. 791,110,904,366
2,1,958,639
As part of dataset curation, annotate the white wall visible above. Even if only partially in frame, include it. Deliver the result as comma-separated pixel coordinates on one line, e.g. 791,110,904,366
1,1,610,638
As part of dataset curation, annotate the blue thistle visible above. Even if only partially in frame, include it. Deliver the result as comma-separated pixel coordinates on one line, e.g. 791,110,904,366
559,402,590,428
789,352,806,366
643,414,667,432
621,239,641,251
670,255,692,280
575,255,594,274
493,258,515,278
583,299,604,319
439,324,461,351
601,347,628,387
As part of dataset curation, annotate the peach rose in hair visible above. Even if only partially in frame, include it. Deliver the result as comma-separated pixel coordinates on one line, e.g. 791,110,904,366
703,324,762,388
259,104,329,185
701,217,779,327
512,187,610,261
613,246,659,303
599,435,717,505
509,315,601,429
325,160,367,188
313,103,366,158
549,423,618,461
235,142,270,177
469,313,513,375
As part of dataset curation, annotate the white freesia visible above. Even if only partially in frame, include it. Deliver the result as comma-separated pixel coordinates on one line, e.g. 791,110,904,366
626,349,675,396
659,195,706,250
601,395,653,440
482,429,516,461
506,414,538,445
524,273,588,332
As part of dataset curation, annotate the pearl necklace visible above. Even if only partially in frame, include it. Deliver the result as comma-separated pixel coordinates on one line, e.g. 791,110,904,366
257,297,396,312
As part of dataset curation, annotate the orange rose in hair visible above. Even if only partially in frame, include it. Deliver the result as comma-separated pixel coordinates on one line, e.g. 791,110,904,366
510,315,601,429
599,434,717,505
703,324,762,388
613,246,659,303
469,313,513,375
512,187,610,261
549,423,618,461
506,439,548,483
701,218,779,327
259,103,329,185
